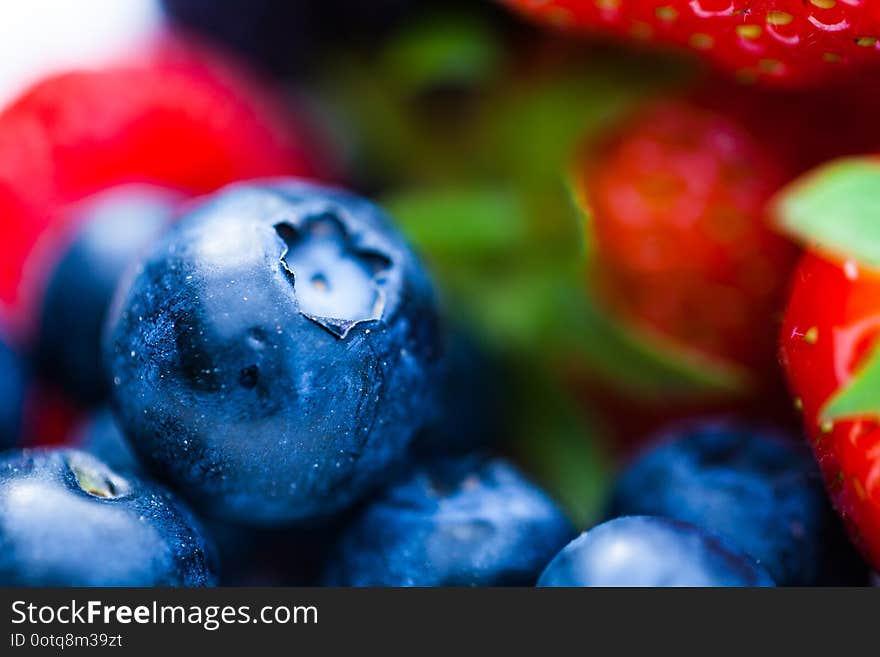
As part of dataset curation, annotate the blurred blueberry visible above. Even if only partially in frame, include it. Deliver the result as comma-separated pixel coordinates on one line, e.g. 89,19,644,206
412,327,503,458
0,333,25,450
161,0,414,76
72,409,143,476
36,184,179,405
607,420,867,585
324,455,573,586
539,516,774,587
0,449,214,586
104,181,442,525
207,517,345,586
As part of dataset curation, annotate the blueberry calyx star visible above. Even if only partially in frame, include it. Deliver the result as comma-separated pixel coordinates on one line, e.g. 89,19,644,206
275,209,391,338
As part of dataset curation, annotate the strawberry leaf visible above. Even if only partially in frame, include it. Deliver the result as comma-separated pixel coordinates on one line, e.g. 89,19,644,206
822,342,880,422
381,14,502,94
383,186,527,258
776,157,880,267
509,368,612,528
564,288,751,399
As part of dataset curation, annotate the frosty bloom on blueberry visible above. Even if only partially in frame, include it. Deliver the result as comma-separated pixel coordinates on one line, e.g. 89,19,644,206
104,181,442,525
539,516,774,588
324,455,573,586
36,184,181,406
0,449,214,586
608,420,866,586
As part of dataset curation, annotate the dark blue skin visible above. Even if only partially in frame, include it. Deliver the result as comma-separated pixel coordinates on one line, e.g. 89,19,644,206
73,409,143,476
539,516,774,587
411,327,503,458
607,420,867,586
0,334,25,449
207,518,345,586
0,449,214,586
324,455,573,586
37,185,179,405
162,0,417,76
105,181,442,525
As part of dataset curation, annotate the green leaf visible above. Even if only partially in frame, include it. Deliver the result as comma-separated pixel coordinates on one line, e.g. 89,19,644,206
485,49,689,190
822,341,880,422
381,13,503,94
441,261,749,401
321,14,686,189
776,157,880,267
564,289,751,399
509,369,612,528
383,186,527,258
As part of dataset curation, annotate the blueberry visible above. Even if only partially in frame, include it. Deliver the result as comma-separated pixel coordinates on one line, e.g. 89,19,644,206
161,0,416,76
607,420,866,585
0,333,26,450
0,449,214,586
105,181,442,525
539,516,774,587
411,327,503,458
72,409,143,476
36,185,179,405
324,455,573,586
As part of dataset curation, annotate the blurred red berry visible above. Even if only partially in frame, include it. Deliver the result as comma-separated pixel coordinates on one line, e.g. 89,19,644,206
20,380,83,447
575,99,798,381
0,36,333,324
503,0,880,86
694,77,880,174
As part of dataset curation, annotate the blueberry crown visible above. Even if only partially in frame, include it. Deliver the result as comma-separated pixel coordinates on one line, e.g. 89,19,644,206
274,205,394,339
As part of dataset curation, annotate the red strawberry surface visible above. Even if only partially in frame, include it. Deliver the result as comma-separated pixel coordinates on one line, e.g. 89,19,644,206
777,158,880,569
693,77,880,175
780,253,880,567
0,36,332,325
574,99,798,384
503,0,880,86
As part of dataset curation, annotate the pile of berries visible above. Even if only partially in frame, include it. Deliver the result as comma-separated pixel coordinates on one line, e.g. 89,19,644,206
2,1,880,587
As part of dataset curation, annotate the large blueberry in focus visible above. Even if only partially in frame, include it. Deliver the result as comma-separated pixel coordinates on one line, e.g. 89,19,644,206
0,333,25,449
324,455,573,586
539,516,774,587
37,185,179,405
105,181,442,525
607,420,866,586
0,449,214,586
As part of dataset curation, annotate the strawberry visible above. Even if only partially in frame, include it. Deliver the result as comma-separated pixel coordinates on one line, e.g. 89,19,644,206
573,99,798,390
502,0,880,86
0,36,333,325
692,80,880,179
778,157,880,569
